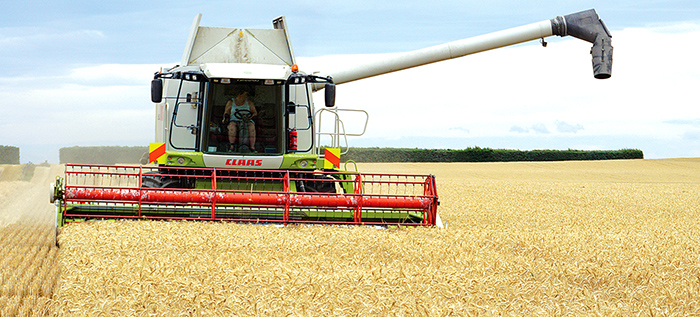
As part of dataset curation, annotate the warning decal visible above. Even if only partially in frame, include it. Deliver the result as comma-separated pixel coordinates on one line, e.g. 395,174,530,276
149,143,167,164
324,148,341,170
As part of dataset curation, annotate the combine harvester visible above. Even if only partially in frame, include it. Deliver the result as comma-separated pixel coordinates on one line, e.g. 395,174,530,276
51,9,612,229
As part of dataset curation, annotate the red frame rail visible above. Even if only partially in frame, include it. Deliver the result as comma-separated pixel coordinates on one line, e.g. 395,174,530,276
60,164,439,226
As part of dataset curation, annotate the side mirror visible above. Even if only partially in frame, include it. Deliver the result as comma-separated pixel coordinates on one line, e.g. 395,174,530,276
151,78,163,103
324,83,336,107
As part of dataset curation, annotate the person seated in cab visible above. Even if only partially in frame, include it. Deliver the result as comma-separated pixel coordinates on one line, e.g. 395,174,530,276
223,86,257,152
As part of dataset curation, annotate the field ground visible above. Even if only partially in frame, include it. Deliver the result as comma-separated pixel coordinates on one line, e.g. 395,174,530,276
1,159,699,315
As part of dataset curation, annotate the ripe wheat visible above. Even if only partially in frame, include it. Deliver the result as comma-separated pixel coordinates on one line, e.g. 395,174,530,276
2,160,699,315
0,165,62,316
48,159,700,316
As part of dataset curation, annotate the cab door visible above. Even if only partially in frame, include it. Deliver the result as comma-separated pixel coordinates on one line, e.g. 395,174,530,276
167,77,205,151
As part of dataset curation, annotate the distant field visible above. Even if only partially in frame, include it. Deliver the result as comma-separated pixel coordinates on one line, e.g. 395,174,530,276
1,159,699,315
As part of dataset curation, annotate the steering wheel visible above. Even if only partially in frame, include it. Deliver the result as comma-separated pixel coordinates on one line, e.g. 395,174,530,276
234,109,253,121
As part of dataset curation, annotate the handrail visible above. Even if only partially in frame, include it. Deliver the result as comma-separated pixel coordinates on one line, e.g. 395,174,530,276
314,108,369,155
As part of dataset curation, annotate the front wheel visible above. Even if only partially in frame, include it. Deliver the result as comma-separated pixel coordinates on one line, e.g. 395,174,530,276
141,172,162,188
297,174,341,193
141,172,192,189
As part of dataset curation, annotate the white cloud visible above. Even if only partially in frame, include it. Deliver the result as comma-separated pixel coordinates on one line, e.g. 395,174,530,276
555,121,584,133
0,28,105,47
510,126,529,133
530,123,551,134
448,127,470,134
645,22,700,33
0,63,160,161
68,63,171,86
509,123,554,134
683,130,700,141
665,119,700,127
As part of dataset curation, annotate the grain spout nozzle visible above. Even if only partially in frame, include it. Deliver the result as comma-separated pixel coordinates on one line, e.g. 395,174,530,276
551,9,613,79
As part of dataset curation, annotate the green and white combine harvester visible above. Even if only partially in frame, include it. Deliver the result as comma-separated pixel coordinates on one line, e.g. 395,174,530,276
51,9,612,230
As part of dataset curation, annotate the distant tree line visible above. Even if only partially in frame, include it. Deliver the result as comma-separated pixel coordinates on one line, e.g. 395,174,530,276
59,146,148,164
57,146,644,165
342,147,644,162
0,145,20,164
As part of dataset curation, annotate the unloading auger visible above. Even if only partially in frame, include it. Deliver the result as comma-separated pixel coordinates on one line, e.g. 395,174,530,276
51,9,611,228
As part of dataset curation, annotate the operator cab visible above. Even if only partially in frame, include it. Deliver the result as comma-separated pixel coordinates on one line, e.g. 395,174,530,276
205,79,285,154
151,63,335,158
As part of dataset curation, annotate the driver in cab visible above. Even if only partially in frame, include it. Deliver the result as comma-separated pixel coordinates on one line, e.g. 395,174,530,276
223,86,257,152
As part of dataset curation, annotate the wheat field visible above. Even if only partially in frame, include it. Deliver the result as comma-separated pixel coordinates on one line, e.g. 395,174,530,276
0,165,62,316
2,159,700,315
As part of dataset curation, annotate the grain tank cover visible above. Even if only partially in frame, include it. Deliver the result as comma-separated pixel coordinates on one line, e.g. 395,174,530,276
181,14,295,67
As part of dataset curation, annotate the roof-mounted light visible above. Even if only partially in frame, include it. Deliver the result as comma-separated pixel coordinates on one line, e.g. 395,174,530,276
291,64,299,73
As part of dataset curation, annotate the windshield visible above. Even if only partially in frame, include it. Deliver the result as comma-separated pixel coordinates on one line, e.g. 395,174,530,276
203,79,285,154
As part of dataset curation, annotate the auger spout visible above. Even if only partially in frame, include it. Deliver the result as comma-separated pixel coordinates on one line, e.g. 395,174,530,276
552,9,613,79
312,8,612,91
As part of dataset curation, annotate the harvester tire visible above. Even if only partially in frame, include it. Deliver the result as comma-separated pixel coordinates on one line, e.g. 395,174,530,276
141,177,162,188
299,175,339,193
160,179,184,188
141,176,185,189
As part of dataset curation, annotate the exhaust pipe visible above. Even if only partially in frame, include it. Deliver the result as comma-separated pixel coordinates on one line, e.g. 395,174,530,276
551,9,613,79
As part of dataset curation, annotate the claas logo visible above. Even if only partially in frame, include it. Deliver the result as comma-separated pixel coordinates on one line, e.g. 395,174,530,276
225,159,263,167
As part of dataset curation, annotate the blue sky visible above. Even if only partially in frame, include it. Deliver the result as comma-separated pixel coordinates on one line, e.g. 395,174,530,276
2,1,700,162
